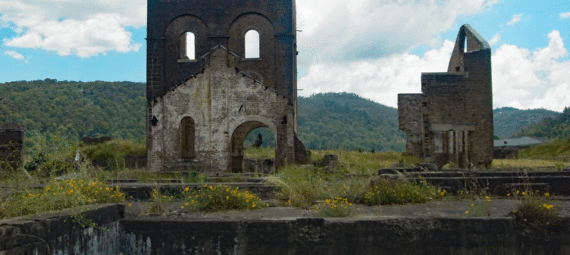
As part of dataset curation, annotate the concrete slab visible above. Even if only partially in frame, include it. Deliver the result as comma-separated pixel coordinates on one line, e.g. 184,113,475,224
124,198,570,221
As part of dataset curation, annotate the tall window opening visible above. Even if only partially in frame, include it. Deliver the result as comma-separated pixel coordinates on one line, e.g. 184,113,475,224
183,32,195,60
181,117,196,158
245,30,260,59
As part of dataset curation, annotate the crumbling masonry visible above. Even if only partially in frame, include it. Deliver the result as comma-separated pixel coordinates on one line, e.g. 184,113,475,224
398,24,493,168
146,0,308,173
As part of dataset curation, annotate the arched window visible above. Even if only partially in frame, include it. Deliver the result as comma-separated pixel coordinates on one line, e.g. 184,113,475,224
181,117,196,158
245,30,260,59
181,32,195,60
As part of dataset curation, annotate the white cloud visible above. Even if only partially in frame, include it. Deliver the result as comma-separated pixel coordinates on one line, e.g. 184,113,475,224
3,50,28,63
0,0,145,58
488,34,500,46
560,12,570,20
300,30,570,112
507,14,522,25
296,0,498,64
299,40,455,108
493,30,570,112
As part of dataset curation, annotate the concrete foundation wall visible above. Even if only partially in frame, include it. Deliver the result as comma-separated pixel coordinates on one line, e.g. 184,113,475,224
0,204,127,255
3,204,570,254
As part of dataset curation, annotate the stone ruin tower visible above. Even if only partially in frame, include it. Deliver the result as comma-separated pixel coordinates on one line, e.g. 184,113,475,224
0,123,24,171
146,0,308,174
398,24,493,169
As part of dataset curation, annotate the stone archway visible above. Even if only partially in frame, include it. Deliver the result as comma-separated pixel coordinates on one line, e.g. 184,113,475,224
230,121,273,172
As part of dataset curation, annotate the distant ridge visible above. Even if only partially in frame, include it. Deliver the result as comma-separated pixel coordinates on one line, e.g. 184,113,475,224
493,107,560,139
0,79,564,151
297,92,405,152
515,107,570,139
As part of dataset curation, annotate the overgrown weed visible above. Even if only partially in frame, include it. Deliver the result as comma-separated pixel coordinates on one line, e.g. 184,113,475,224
147,187,173,215
465,195,493,217
266,165,323,208
364,178,446,205
508,190,561,229
182,184,265,212
312,197,355,217
0,177,125,219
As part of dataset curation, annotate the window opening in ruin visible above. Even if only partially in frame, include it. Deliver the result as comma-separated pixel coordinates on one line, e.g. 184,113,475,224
245,30,260,59
181,117,196,158
182,32,196,60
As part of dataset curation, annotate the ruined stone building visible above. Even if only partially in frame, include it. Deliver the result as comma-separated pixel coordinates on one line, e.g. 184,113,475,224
0,123,24,171
398,24,493,168
146,0,308,173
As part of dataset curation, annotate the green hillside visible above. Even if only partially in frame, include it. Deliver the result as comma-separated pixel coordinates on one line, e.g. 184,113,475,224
493,107,560,139
3,79,563,152
515,107,570,139
296,93,405,152
0,79,146,140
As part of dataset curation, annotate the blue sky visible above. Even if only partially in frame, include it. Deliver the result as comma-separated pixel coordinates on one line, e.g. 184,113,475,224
1,0,569,111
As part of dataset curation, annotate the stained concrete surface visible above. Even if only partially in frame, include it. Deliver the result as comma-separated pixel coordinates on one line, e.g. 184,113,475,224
124,198,570,221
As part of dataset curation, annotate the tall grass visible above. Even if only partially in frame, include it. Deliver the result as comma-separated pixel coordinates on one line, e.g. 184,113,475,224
266,165,323,208
0,177,125,219
23,130,79,177
518,139,570,160
491,159,570,169
243,147,275,159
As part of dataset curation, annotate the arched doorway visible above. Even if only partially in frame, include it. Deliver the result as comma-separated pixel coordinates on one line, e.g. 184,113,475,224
180,117,196,158
230,121,275,173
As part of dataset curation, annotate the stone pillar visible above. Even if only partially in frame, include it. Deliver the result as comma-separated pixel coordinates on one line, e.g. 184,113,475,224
0,124,24,172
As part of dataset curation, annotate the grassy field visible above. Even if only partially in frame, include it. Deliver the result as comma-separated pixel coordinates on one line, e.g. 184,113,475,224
1,136,568,220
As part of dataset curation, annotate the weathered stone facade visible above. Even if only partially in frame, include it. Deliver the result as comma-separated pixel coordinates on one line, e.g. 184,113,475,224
398,24,493,169
146,0,307,173
0,123,24,171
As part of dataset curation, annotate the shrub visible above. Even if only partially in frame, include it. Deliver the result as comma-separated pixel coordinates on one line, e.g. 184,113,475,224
0,178,125,219
182,184,265,212
266,165,323,209
80,139,146,171
313,197,355,217
319,177,370,204
24,131,78,177
147,188,173,215
508,191,561,229
364,178,446,205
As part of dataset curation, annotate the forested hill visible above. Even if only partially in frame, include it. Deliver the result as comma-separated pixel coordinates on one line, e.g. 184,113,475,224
0,79,146,139
0,80,406,151
515,107,570,139
297,93,405,152
493,107,560,139
1,79,564,151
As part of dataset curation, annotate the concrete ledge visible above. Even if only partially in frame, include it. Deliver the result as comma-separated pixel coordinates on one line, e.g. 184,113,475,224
3,202,570,254
120,217,570,254
0,204,124,254
117,182,279,200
